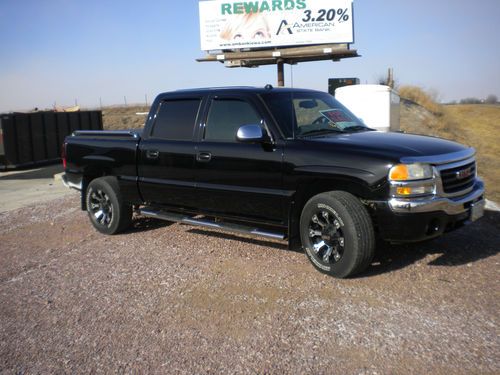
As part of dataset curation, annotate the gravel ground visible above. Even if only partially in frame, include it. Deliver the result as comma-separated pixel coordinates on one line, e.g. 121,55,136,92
0,195,499,374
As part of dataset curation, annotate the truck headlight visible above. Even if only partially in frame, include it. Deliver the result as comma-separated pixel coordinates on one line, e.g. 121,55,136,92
389,163,435,197
389,163,433,181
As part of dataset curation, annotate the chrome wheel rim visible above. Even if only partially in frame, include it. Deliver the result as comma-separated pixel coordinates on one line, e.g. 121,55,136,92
89,189,113,227
308,209,345,264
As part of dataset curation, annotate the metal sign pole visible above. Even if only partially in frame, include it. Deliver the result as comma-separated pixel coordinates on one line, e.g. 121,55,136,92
277,60,285,87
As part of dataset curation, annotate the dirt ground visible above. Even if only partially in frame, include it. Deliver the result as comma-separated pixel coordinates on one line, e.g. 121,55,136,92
0,195,498,374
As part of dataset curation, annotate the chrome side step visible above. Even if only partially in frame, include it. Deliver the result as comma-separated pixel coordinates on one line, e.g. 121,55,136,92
139,208,286,240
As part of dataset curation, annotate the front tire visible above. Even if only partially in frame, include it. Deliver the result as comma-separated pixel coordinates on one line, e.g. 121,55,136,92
85,177,132,235
300,191,375,278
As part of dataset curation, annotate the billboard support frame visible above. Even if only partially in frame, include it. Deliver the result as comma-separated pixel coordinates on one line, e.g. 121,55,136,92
197,43,359,86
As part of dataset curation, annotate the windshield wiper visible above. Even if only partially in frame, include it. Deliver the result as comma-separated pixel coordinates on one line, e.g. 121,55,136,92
298,128,343,138
342,125,374,132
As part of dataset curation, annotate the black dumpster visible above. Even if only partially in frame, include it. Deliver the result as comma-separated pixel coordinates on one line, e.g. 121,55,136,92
0,111,102,170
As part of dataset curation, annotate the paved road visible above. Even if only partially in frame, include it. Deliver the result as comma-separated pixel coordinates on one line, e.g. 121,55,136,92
0,165,74,212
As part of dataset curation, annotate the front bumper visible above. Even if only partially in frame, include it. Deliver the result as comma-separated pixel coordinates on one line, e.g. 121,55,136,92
388,178,485,215
371,178,485,242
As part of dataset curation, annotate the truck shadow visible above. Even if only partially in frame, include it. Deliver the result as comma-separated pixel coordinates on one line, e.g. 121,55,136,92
186,228,290,251
127,216,175,233
129,210,499,277
362,209,500,277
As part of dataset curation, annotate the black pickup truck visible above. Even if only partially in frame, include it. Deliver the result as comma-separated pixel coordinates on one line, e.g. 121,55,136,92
62,86,485,278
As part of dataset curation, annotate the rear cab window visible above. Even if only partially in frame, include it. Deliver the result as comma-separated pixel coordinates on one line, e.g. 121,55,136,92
151,99,201,140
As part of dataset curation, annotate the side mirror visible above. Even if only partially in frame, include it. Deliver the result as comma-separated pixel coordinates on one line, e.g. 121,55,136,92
236,124,271,144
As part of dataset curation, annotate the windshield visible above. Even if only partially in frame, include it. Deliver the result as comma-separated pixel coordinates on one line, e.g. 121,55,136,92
261,91,370,138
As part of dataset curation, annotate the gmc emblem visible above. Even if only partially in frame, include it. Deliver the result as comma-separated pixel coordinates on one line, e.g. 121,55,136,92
456,167,473,180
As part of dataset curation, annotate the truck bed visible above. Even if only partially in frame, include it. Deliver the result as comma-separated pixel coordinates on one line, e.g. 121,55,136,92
63,129,143,204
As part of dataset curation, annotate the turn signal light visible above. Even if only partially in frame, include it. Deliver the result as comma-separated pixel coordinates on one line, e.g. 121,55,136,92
395,185,434,197
390,165,409,181
397,187,412,196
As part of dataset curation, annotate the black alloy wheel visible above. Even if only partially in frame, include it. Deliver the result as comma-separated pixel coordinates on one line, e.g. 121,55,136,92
85,177,132,235
307,208,345,265
88,188,114,228
300,191,375,278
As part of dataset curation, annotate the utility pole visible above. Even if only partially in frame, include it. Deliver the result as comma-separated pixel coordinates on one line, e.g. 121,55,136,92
387,68,395,88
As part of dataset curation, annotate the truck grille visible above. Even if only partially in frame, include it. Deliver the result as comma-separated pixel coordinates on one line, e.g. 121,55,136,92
440,161,476,195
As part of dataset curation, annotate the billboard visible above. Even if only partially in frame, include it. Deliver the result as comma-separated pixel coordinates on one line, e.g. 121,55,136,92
199,0,354,51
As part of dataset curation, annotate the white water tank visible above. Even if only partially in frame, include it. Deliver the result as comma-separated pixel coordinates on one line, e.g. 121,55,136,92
335,84,400,132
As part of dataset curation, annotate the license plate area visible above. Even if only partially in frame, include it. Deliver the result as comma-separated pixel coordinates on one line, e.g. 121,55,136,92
469,200,485,222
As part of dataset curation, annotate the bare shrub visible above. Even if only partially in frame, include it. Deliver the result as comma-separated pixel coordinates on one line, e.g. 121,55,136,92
485,94,498,104
460,97,482,104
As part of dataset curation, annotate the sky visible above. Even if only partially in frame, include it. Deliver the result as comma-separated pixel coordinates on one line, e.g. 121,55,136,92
0,0,499,111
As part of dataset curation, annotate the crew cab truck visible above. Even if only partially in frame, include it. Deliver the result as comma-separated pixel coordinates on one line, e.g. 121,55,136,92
62,86,485,278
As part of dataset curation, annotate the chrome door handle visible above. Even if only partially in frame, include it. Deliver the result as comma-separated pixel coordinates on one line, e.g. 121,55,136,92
146,150,160,159
197,152,212,162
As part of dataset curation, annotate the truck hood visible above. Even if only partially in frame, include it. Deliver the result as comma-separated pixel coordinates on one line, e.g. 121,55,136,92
305,131,468,162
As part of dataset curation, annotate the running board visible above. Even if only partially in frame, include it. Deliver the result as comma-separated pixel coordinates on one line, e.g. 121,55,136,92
139,208,286,240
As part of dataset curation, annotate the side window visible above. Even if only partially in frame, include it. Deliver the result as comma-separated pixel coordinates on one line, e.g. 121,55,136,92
151,99,201,140
204,99,261,142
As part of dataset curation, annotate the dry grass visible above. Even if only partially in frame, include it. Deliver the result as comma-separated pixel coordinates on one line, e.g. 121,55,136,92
443,105,500,202
102,105,150,130
399,85,443,116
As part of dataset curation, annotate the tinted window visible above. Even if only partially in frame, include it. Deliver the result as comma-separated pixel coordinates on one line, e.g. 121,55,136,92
205,99,261,141
151,99,201,140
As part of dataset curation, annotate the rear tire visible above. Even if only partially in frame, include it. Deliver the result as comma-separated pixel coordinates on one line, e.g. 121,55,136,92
300,191,375,278
85,177,132,235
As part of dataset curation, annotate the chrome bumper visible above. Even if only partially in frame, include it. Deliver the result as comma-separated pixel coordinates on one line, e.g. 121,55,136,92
388,178,485,215
61,173,82,191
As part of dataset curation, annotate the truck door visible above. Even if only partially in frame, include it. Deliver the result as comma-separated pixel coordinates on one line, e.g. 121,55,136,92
194,95,285,225
138,97,201,209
